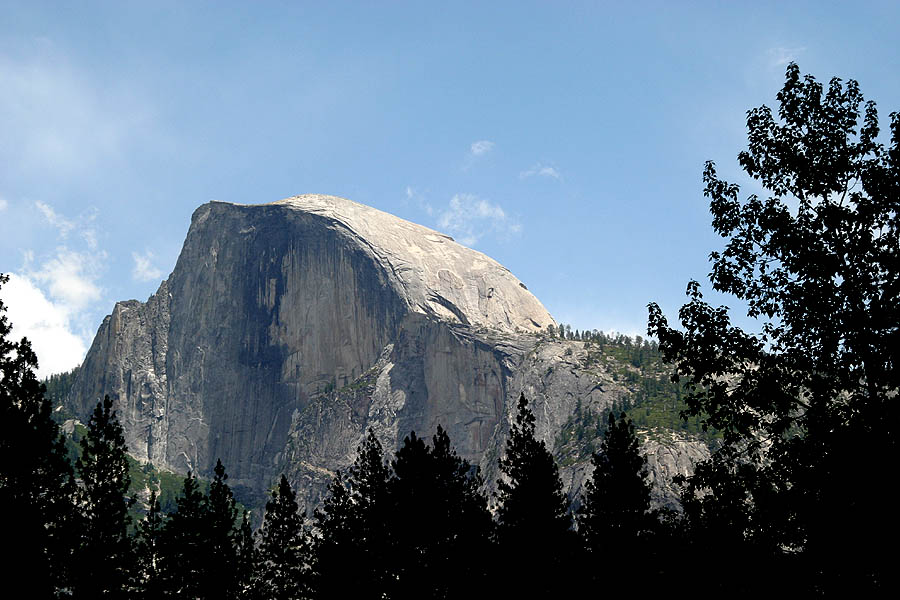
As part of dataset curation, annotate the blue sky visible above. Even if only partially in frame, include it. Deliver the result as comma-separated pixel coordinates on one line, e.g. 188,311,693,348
2,1,898,376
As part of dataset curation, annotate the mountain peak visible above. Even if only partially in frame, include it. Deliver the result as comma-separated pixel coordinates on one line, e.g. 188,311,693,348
198,195,554,334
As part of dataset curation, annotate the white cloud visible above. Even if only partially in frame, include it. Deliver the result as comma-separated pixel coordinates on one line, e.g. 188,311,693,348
132,250,164,282
768,46,806,67
437,193,521,246
2,273,90,378
0,195,7,211
520,163,561,180
29,247,104,311
29,210,105,315
2,201,108,376
470,140,495,156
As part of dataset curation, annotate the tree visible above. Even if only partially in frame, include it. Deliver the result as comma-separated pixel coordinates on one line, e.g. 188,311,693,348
386,427,492,597
494,393,574,595
577,412,651,548
576,412,653,590
310,471,353,598
311,429,391,597
233,511,258,600
205,459,240,599
256,475,312,600
73,395,135,600
159,472,206,597
648,63,899,593
421,426,492,591
0,273,77,598
133,491,165,599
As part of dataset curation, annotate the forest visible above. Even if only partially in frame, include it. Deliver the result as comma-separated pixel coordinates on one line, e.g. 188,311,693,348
1,63,897,597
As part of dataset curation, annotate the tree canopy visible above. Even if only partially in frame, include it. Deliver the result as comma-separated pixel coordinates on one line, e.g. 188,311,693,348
577,411,652,553
312,429,392,597
386,427,492,597
0,274,77,598
73,395,136,599
494,394,574,595
648,63,899,593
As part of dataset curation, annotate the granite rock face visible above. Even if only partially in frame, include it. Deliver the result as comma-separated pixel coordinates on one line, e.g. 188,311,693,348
67,195,706,511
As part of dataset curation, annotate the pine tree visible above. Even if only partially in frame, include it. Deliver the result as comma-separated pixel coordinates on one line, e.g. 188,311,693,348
205,459,240,599
156,462,246,599
256,475,312,599
312,429,391,597
384,430,430,595
133,491,165,599
495,393,574,595
387,426,492,597
234,511,258,600
73,395,135,600
426,425,492,586
577,412,653,589
311,471,352,598
578,412,651,549
0,273,77,598
159,472,206,598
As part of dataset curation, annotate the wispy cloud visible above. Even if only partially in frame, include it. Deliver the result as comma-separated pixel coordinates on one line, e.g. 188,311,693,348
3,201,108,376
132,250,164,282
405,185,434,216
768,46,807,67
470,140,495,156
437,193,521,246
35,200,76,237
35,200,100,249
463,140,496,171
520,163,561,180
0,195,7,211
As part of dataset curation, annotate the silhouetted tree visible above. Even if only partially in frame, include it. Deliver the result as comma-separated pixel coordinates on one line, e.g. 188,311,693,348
577,412,653,589
311,470,351,597
73,395,135,599
133,491,165,598
312,429,391,597
494,394,574,595
233,511,258,599
424,426,493,592
256,475,312,600
205,459,240,599
159,472,206,597
387,427,492,597
648,63,899,593
0,273,77,598
578,412,651,547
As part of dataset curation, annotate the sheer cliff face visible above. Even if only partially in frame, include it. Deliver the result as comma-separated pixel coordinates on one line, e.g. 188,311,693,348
70,196,560,494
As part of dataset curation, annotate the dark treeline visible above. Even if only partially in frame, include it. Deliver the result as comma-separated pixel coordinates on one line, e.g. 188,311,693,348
2,310,663,598
0,274,671,597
